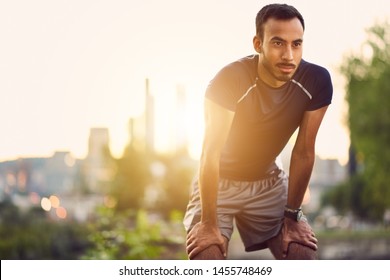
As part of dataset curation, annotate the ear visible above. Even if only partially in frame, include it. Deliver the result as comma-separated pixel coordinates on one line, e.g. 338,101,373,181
253,35,262,53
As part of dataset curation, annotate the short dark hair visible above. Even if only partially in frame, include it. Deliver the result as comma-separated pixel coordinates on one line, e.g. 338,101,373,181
256,4,305,39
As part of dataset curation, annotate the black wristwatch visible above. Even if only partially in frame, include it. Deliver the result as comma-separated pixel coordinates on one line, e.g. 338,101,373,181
284,206,303,222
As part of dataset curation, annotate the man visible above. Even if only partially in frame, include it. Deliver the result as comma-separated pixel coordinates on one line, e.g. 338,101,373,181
184,3,332,260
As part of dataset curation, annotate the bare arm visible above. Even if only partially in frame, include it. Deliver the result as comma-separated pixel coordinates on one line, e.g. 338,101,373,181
186,98,235,259
287,106,329,208
282,106,329,257
199,99,235,224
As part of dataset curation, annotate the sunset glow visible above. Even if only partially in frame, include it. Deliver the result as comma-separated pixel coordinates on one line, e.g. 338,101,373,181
1,0,389,165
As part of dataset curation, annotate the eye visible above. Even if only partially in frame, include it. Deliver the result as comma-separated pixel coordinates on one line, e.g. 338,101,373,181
293,41,302,48
273,41,283,47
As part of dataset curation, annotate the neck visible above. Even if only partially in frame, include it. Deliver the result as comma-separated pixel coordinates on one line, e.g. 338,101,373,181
257,62,287,88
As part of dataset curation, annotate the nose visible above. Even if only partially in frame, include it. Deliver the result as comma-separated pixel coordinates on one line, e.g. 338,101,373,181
282,46,293,61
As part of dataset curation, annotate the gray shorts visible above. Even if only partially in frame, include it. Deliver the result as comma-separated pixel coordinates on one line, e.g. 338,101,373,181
183,169,288,252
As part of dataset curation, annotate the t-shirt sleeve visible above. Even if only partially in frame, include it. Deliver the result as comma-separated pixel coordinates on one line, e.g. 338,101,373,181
205,63,241,112
306,67,333,111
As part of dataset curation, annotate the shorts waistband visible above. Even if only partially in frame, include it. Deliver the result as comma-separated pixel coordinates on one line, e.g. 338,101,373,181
220,168,283,182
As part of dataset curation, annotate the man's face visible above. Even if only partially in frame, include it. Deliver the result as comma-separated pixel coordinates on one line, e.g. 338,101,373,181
254,17,304,88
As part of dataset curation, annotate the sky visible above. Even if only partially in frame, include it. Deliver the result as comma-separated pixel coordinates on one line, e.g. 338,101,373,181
1,0,390,165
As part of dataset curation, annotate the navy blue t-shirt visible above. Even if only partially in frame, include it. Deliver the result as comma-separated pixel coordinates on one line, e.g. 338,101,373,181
205,54,333,180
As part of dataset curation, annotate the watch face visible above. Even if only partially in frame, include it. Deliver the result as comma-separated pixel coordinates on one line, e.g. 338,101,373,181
284,208,304,221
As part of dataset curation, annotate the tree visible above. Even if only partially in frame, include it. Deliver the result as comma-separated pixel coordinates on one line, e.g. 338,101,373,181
110,144,151,211
154,152,196,217
331,22,390,220
0,201,91,259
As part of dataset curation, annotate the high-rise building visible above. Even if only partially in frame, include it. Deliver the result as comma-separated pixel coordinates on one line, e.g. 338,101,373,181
175,84,189,153
87,128,110,162
145,78,155,152
84,127,112,193
128,78,155,153
45,151,77,195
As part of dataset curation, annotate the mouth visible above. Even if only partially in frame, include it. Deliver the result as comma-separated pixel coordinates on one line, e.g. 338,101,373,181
277,63,296,74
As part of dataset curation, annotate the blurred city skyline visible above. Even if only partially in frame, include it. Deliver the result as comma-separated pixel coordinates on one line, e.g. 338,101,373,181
1,0,390,164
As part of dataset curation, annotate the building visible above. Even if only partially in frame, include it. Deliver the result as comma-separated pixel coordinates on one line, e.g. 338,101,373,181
0,152,79,198
83,127,112,193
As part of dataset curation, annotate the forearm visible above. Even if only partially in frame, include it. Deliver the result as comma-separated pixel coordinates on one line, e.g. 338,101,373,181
198,155,220,226
197,99,235,227
287,150,315,209
286,106,328,209
186,154,226,259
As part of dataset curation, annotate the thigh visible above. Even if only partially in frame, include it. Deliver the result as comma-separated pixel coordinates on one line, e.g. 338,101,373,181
184,177,240,240
235,171,288,251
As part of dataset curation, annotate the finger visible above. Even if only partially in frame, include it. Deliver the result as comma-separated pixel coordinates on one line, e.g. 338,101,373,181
305,231,318,242
307,242,318,251
218,244,227,258
282,240,290,258
300,235,318,250
186,235,194,245
282,243,289,258
186,240,196,254
188,247,201,260
303,240,318,251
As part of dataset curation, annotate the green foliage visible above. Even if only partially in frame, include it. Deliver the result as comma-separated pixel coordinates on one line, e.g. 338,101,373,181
0,200,187,260
81,207,186,260
110,145,151,211
0,202,92,259
153,153,195,217
321,174,368,218
331,22,390,220
317,228,390,240
109,139,196,216
91,132,195,259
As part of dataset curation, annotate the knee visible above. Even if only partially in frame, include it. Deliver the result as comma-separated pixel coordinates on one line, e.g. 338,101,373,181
190,244,226,260
285,242,318,260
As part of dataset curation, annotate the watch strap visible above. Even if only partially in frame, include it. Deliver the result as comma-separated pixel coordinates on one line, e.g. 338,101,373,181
284,205,301,214
284,205,302,221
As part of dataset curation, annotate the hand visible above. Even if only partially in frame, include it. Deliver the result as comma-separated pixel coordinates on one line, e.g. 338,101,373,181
186,222,226,259
281,217,318,258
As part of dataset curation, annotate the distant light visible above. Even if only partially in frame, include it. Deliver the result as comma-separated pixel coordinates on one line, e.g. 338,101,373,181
29,192,41,205
56,207,67,219
6,173,16,186
41,197,51,211
103,195,117,208
49,195,60,208
150,161,166,177
17,171,27,191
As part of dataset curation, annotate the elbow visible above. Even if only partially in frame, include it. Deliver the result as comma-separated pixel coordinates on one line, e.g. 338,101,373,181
200,139,222,164
200,150,220,170
200,146,221,171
